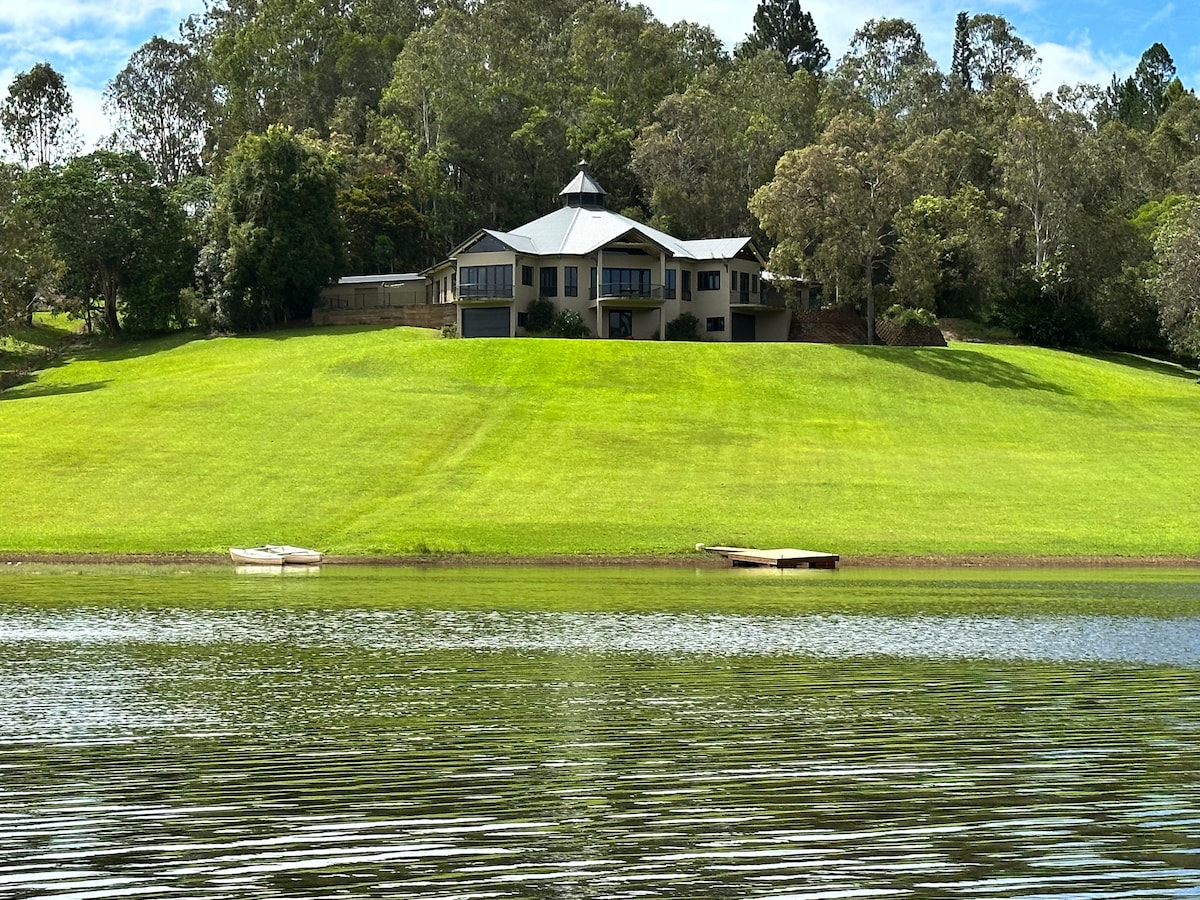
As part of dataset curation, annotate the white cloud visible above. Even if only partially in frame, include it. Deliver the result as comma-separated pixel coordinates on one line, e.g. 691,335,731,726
1033,39,1135,92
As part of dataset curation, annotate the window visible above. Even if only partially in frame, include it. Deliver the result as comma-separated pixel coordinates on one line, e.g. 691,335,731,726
698,270,721,291
682,270,692,301
602,268,651,297
540,266,558,297
517,311,528,328
459,265,513,298
664,268,676,300
751,273,759,293
522,265,534,286
706,316,725,332
564,266,578,297
609,309,633,338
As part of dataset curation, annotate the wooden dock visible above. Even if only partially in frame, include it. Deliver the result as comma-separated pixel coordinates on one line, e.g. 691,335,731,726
703,546,840,569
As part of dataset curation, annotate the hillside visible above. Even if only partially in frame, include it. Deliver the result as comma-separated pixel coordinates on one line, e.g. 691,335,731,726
1,326,1198,560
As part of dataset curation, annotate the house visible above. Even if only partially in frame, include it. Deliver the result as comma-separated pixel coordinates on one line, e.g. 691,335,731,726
313,273,455,329
424,163,792,341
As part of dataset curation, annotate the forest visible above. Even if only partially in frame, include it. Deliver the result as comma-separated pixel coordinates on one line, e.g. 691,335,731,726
3,0,1200,358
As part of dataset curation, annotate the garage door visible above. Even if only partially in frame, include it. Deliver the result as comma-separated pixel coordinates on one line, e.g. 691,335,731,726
732,312,756,342
461,306,511,338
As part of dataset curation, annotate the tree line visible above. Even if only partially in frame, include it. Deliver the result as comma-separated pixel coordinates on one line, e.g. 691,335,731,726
3,0,1200,359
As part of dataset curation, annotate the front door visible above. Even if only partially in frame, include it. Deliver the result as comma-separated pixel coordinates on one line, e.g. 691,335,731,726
608,308,633,338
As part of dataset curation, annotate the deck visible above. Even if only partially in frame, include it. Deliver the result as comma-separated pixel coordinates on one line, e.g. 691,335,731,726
704,546,840,569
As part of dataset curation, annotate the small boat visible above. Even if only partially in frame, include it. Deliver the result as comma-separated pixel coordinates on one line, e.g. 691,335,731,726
230,547,286,565
264,545,323,565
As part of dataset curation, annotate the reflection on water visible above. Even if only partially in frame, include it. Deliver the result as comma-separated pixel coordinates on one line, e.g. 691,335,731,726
0,568,1198,898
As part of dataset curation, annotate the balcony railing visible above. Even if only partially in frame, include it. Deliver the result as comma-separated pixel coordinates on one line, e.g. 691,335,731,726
591,282,666,301
730,288,787,308
458,283,513,299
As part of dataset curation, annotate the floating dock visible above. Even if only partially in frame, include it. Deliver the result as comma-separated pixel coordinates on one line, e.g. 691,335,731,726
704,546,840,569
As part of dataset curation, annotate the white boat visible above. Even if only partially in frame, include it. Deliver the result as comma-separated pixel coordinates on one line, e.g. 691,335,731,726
264,544,323,565
230,547,286,565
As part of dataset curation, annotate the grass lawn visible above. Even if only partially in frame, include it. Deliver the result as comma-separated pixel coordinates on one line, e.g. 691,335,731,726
1,325,1199,559
0,313,80,372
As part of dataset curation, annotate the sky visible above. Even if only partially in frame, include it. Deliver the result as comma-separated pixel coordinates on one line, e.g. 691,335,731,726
0,0,1197,150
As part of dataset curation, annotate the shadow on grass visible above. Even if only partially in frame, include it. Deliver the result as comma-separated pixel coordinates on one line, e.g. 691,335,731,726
1,380,107,401
1081,350,1199,382
843,344,1069,393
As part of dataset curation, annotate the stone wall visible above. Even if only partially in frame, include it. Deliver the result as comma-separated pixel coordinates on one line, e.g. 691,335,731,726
789,309,947,347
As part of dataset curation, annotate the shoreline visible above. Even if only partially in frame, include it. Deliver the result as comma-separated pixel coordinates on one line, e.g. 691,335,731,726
3,551,1200,569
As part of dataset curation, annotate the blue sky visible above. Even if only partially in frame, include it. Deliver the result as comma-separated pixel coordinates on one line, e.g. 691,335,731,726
0,0,1196,149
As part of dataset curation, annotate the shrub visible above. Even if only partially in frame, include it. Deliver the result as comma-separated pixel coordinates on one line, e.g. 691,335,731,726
883,304,939,328
547,309,590,338
665,312,700,341
525,297,555,332
441,323,459,339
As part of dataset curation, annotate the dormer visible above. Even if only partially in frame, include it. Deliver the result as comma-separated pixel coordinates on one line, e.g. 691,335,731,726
559,160,607,209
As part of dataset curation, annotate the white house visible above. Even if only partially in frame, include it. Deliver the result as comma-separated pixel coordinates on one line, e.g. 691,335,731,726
424,163,791,341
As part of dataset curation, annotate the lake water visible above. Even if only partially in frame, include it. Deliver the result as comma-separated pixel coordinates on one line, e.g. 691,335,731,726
1,565,1198,899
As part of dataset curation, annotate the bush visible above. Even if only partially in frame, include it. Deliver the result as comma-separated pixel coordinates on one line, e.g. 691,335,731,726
525,297,555,332
665,312,700,341
547,309,590,338
882,304,939,328
441,323,459,339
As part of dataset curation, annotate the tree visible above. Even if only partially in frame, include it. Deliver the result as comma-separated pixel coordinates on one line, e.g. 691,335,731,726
22,152,193,335
835,18,938,112
1153,199,1200,359
964,14,1038,91
633,50,818,238
750,111,911,343
205,126,345,331
1,63,77,167
339,172,429,274
0,164,58,329
951,12,971,90
105,37,207,184
736,0,829,76
1101,43,1176,132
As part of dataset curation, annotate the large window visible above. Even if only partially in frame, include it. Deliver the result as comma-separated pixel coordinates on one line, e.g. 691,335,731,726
664,268,676,300
698,270,721,291
521,265,533,286
602,267,652,297
540,266,558,297
564,266,578,297
459,264,513,298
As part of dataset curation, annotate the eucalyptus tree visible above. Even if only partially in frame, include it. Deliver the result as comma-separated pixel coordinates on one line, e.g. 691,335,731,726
633,50,818,238
106,37,207,184
1153,198,1200,359
834,18,941,116
1,63,78,167
750,110,912,343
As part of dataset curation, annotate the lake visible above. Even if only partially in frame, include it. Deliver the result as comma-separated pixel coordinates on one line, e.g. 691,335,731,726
1,565,1198,898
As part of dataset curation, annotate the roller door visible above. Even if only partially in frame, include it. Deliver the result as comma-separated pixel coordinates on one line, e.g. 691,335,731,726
461,306,510,338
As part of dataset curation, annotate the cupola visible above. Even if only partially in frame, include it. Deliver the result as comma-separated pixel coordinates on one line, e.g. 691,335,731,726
559,160,607,209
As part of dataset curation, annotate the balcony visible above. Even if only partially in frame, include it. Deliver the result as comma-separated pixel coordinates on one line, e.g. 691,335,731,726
458,283,513,299
730,288,787,308
591,282,666,302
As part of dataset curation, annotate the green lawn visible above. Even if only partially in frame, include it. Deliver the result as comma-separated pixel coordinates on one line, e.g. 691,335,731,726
1,325,1198,559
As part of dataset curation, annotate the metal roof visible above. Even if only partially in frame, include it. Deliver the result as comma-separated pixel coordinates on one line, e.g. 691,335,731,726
497,205,755,262
335,273,424,285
